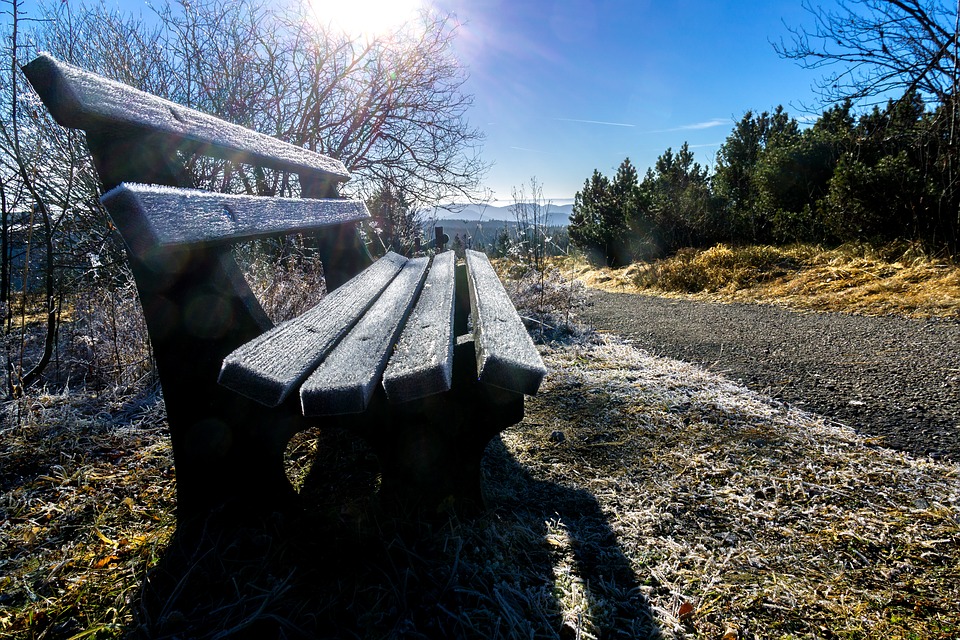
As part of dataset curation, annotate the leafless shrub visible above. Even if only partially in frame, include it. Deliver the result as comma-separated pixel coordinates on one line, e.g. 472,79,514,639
70,277,154,391
237,241,328,324
502,264,587,344
499,178,587,343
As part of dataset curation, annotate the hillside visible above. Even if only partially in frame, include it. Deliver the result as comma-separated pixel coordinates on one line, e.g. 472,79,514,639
422,202,573,226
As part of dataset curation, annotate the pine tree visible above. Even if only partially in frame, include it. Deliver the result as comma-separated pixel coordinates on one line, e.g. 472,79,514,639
366,184,421,256
569,159,645,266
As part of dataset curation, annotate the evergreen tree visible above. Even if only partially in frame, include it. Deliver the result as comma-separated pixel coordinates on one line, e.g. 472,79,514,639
608,158,647,265
569,169,613,265
714,106,800,242
569,159,645,266
754,102,854,243
366,183,421,256
642,143,712,254
823,93,930,243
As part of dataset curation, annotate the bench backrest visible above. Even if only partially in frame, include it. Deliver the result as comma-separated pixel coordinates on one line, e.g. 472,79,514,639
22,54,374,474
22,52,346,197
22,52,372,281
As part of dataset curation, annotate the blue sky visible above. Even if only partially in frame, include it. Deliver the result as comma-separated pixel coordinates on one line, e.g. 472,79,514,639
436,0,828,203
14,0,834,204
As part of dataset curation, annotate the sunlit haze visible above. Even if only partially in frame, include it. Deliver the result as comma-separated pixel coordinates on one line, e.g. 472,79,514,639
307,0,424,39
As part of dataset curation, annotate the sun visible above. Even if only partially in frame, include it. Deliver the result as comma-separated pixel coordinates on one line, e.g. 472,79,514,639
307,0,425,39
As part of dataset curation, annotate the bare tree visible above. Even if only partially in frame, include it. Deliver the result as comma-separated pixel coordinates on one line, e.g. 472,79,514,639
776,0,960,106
1,0,157,396
0,0,489,395
31,0,487,207
1,0,61,393
273,5,488,205
510,177,550,273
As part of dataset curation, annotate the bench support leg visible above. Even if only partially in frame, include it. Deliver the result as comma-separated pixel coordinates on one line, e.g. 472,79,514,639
127,245,307,524
354,341,524,514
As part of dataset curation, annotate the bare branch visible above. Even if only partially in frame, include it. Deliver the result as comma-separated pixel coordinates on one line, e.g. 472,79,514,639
776,0,960,106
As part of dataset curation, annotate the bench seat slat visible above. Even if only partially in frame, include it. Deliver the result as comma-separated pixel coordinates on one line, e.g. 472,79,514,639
464,250,547,396
382,251,456,403
301,256,430,416
22,52,349,183
101,184,370,251
218,252,408,406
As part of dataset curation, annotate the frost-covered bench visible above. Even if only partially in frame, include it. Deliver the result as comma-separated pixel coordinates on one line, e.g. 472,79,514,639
23,52,546,522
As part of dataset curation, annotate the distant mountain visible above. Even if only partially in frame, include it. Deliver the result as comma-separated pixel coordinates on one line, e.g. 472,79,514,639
422,202,573,227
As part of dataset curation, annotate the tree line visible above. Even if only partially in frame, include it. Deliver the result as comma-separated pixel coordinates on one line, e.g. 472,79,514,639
571,0,960,266
570,95,960,267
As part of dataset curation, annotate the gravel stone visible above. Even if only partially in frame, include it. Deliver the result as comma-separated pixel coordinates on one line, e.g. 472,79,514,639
580,290,960,462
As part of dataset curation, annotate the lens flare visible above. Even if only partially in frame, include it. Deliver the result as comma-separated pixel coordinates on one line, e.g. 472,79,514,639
307,0,424,39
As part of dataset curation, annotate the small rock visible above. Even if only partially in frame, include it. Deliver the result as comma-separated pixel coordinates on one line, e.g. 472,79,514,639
549,430,566,443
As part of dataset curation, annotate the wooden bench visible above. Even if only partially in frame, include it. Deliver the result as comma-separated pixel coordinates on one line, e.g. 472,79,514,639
23,53,546,523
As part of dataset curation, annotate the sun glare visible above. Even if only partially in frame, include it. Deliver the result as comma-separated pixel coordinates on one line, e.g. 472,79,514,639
307,0,424,39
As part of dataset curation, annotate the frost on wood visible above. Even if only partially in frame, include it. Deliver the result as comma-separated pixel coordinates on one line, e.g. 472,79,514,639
22,52,349,183
301,257,430,416
382,250,456,403
218,252,408,406
101,184,370,250
465,249,546,396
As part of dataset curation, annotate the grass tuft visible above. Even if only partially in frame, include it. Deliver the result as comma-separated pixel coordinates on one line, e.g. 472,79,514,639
568,242,960,318
632,244,803,293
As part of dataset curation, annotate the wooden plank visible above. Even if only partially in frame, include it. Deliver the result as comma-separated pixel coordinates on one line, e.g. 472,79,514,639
382,251,456,403
464,249,547,396
101,183,369,253
301,257,430,416
22,52,349,184
218,252,407,406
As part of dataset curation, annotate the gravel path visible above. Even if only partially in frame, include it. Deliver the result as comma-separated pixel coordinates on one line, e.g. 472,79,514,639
580,289,960,462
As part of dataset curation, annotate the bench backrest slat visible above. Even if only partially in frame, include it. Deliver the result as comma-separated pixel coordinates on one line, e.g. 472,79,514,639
101,184,370,253
218,252,408,406
381,251,456,403
301,256,430,416
465,249,547,396
22,53,349,185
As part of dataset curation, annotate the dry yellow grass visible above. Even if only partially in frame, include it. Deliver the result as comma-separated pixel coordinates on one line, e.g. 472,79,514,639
562,243,960,319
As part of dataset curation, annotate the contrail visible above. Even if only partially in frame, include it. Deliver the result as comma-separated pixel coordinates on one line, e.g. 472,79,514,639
554,117,636,128
644,119,731,134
